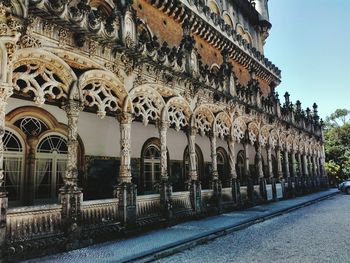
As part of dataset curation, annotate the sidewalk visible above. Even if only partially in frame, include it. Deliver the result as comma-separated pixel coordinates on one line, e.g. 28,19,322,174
32,189,339,263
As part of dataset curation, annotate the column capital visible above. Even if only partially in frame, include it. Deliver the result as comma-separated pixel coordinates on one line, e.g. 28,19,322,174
187,126,197,136
62,100,84,116
117,111,133,124
0,82,13,103
158,119,170,131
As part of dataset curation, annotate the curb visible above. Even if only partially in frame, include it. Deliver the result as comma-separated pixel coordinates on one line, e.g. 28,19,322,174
124,190,339,263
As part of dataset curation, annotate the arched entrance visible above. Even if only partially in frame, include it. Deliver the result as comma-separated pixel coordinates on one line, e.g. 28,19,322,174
35,134,68,203
3,129,25,205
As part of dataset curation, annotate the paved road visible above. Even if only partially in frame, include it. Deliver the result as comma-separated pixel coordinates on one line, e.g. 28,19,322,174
158,194,350,263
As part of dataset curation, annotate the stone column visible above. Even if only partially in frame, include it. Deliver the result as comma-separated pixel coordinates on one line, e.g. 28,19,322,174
296,152,303,194
210,132,221,211
289,150,296,197
255,142,266,200
303,154,309,177
159,121,172,220
228,136,240,204
243,138,254,204
0,84,12,258
187,128,201,214
267,145,273,179
59,100,83,247
284,150,290,178
115,112,136,227
267,145,276,201
276,147,283,180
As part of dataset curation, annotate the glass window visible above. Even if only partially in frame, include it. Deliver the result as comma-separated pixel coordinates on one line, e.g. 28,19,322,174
3,130,24,203
142,144,161,194
35,134,67,203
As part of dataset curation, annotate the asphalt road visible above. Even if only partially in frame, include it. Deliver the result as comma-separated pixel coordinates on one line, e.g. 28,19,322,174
158,194,350,263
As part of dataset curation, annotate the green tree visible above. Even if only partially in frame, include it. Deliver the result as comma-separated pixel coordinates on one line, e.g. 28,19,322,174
324,109,350,182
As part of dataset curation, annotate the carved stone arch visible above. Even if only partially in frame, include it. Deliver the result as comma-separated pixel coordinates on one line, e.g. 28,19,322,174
236,24,252,45
144,83,178,98
3,0,27,17
248,121,260,145
164,96,192,132
78,69,127,118
45,47,104,71
128,84,165,126
293,135,300,152
192,105,215,136
269,129,279,149
279,131,288,151
12,48,77,106
260,125,272,147
231,116,248,142
6,106,66,133
223,11,234,27
137,18,154,43
214,111,231,140
89,0,114,17
207,0,221,15
286,134,294,152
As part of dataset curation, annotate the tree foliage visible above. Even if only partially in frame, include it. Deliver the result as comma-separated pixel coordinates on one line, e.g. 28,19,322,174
325,109,350,181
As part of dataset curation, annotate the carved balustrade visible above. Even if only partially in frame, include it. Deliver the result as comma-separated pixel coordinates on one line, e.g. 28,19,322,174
81,198,119,227
136,194,162,224
172,191,193,218
6,204,63,244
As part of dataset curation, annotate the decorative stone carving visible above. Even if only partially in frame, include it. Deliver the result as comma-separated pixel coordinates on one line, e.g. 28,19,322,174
62,100,83,187
117,112,133,183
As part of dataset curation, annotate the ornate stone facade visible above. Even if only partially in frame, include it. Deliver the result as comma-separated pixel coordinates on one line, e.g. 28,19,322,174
0,0,327,260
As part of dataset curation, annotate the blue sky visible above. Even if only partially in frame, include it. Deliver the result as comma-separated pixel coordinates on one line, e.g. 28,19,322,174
264,0,350,119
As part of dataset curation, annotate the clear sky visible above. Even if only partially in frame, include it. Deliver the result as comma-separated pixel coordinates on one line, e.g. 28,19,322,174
264,0,350,120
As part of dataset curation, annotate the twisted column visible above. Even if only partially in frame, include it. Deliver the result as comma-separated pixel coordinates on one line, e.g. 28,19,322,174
117,112,133,183
115,112,136,227
276,146,283,179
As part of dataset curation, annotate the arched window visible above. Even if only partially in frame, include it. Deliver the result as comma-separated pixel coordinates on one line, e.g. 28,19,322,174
141,140,161,195
217,147,229,187
223,14,233,27
35,134,68,203
272,154,278,178
3,130,24,203
236,150,245,185
183,145,204,188
208,0,220,15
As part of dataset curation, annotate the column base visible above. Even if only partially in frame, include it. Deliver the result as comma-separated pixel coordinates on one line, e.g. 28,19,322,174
59,186,83,250
0,192,7,260
259,178,267,201
211,179,222,214
187,180,202,215
159,180,173,221
114,182,137,228
247,179,255,206
232,179,241,206
271,178,278,201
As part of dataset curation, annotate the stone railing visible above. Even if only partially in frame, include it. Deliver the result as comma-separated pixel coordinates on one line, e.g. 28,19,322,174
6,204,63,243
221,187,233,203
201,189,214,210
172,191,193,217
136,194,162,223
240,186,248,201
81,198,119,227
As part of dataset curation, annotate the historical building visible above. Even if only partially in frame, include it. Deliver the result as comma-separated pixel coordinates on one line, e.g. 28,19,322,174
0,0,328,260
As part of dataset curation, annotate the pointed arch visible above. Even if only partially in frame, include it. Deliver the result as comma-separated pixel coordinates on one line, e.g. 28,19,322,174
214,111,231,139
13,48,77,106
163,96,192,131
128,84,166,126
78,69,127,118
192,104,215,136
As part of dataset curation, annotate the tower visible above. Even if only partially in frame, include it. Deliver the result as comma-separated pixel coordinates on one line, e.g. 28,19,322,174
254,0,270,22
